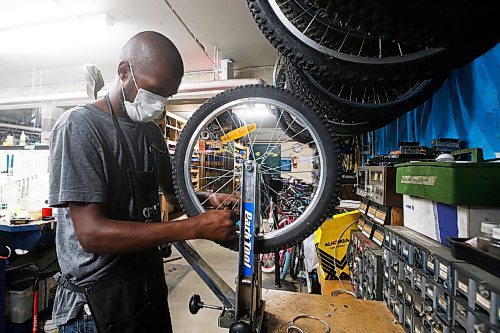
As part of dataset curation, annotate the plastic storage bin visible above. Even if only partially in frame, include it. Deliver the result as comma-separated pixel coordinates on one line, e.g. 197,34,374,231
395,157,500,207
5,276,56,323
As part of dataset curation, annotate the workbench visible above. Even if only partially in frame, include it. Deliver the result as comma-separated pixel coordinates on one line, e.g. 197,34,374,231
263,289,403,333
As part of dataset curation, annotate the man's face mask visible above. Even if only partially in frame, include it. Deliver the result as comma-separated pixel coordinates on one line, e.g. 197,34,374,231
121,64,167,123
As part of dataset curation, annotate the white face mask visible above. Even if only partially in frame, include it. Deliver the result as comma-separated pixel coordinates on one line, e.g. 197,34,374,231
121,65,167,123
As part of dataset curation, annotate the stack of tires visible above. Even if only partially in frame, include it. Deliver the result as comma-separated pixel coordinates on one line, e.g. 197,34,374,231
248,0,499,134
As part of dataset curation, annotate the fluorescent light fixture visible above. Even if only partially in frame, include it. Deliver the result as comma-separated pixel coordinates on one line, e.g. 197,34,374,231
0,12,113,52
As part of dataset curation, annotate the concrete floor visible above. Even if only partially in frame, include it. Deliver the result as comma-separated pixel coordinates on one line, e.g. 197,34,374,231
166,240,237,333
164,240,302,333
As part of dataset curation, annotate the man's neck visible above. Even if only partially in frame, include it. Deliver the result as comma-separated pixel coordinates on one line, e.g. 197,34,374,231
93,88,128,118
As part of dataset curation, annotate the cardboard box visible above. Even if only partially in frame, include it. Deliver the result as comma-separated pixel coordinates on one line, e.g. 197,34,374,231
315,210,360,280
403,195,500,245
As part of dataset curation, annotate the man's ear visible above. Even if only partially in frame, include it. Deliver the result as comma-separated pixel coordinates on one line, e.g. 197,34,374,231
117,61,130,81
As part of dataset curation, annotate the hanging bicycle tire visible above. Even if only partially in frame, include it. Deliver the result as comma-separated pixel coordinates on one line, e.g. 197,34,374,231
321,0,500,49
272,55,313,144
247,0,457,84
173,85,339,253
285,58,445,122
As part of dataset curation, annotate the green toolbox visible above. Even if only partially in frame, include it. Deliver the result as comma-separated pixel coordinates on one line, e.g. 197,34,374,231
395,149,500,207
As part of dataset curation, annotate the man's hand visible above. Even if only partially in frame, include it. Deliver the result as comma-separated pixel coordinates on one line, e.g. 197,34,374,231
194,210,239,242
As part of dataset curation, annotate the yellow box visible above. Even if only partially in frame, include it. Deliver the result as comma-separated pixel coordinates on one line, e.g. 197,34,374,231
315,210,360,280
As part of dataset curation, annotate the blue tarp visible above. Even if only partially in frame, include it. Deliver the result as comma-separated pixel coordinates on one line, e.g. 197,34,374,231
375,44,500,159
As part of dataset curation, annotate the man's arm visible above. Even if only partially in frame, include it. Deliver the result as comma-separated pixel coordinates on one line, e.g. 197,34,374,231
70,202,238,254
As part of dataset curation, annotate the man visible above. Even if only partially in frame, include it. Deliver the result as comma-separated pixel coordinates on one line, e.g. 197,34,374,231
49,31,238,333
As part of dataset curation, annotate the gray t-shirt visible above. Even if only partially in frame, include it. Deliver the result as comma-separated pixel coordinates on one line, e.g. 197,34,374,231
49,103,169,326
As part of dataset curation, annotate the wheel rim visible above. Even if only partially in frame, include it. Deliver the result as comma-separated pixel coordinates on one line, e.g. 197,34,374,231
267,0,445,64
181,97,329,243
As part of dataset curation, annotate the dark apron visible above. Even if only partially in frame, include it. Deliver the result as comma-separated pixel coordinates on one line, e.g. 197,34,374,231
58,96,172,333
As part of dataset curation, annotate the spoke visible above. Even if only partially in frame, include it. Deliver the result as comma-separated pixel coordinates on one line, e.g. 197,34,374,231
278,0,292,8
278,140,314,155
378,37,382,58
397,42,403,57
262,182,282,198
216,185,241,210
214,117,238,159
261,155,317,174
201,176,236,206
291,7,314,24
303,9,320,35
338,84,345,97
199,152,236,161
338,30,350,52
248,119,264,160
198,169,235,192
258,127,310,165
198,175,233,181
319,23,331,44
195,165,235,173
236,106,259,161
279,170,317,178
258,112,308,163
357,37,366,56
383,87,390,103
259,109,288,162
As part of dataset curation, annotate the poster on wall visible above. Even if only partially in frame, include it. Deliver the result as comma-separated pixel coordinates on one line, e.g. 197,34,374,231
281,157,292,171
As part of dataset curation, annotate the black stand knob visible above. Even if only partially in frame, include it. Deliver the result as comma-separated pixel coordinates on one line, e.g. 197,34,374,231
159,244,172,258
189,294,203,314
229,321,252,333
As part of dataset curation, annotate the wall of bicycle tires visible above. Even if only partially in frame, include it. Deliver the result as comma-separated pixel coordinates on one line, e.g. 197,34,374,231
375,45,500,159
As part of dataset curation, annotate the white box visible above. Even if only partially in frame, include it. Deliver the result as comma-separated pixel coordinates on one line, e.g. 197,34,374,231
403,195,500,244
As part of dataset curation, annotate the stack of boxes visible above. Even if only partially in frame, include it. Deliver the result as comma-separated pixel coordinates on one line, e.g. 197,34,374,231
381,226,500,333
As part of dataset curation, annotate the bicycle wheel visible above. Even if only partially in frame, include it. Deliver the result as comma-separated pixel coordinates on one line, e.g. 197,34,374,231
286,58,445,122
247,0,453,83
173,85,339,253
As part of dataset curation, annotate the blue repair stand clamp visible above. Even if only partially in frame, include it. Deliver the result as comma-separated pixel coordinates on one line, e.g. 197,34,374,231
176,160,266,333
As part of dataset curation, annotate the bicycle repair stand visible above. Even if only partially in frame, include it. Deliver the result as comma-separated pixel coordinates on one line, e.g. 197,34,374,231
174,160,266,333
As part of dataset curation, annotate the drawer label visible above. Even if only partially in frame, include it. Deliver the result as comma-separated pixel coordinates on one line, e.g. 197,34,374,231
476,293,491,311
439,263,448,280
458,281,468,295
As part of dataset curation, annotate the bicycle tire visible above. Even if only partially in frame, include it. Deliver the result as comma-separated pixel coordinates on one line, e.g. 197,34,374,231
285,57,445,122
173,85,340,253
247,0,454,84
277,110,313,144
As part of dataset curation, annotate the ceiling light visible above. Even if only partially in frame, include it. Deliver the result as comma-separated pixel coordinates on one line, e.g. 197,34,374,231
0,12,114,53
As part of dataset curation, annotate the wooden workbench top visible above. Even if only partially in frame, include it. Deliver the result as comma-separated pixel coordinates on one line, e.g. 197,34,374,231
262,289,403,333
